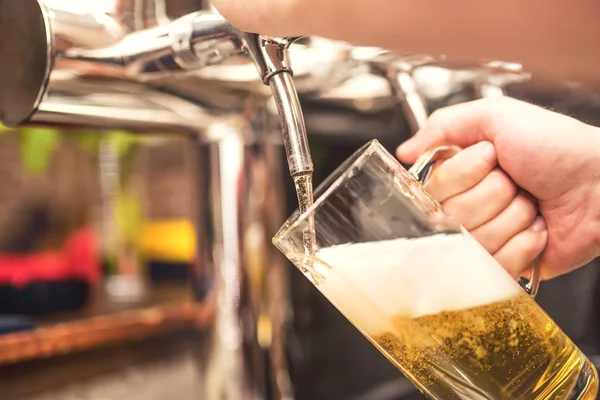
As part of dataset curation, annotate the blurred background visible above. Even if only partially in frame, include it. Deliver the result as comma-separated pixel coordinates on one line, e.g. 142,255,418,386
1,1,600,400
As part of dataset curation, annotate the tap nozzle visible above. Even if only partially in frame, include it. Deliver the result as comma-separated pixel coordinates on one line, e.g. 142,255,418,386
240,34,313,177
0,0,314,178
268,71,313,177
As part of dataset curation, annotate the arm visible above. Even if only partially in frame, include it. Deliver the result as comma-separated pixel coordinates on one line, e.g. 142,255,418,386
212,0,600,84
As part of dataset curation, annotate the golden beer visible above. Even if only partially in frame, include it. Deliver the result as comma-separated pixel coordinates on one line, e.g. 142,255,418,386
373,292,597,399
309,233,599,399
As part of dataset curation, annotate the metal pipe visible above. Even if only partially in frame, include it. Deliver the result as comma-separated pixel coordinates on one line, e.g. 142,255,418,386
0,1,316,181
269,72,313,177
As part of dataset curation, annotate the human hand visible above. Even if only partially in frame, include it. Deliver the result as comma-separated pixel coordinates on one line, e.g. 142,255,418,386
422,141,547,280
398,97,600,280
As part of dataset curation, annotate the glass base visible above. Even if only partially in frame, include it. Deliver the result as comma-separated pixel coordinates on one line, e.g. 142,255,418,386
568,359,598,400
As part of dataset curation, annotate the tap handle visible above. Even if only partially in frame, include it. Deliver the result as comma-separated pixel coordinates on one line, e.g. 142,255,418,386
391,70,429,134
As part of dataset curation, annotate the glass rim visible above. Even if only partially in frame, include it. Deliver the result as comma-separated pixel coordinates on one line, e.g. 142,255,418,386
273,139,383,247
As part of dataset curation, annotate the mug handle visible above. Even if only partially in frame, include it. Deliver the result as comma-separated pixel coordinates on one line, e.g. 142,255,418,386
407,145,541,299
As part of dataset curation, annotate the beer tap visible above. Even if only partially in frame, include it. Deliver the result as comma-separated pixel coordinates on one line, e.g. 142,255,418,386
474,61,531,99
351,47,434,134
242,35,313,179
0,5,321,396
0,1,313,183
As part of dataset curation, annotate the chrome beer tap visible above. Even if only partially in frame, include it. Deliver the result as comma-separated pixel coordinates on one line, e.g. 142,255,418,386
0,1,350,399
349,47,434,134
242,34,313,178
0,1,314,184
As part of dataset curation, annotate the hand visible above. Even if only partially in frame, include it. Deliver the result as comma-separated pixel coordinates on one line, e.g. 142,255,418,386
398,97,600,280
423,141,547,280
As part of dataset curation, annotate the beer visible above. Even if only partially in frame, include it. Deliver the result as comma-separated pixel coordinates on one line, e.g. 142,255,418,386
310,233,598,399
293,172,317,279
293,172,314,216
293,172,316,255
374,293,597,399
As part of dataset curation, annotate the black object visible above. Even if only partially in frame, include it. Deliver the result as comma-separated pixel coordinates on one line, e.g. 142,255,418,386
148,261,190,283
0,314,35,335
0,280,90,315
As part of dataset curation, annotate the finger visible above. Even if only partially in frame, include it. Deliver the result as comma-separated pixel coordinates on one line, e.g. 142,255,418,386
425,141,497,202
470,191,538,254
442,169,517,229
396,97,510,164
493,217,548,279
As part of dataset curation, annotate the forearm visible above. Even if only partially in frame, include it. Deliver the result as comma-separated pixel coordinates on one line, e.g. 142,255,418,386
214,0,600,84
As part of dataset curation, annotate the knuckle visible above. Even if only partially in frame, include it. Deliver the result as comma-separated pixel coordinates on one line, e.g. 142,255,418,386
454,156,492,186
475,151,497,173
473,97,519,129
513,193,538,224
489,170,517,199
443,145,497,190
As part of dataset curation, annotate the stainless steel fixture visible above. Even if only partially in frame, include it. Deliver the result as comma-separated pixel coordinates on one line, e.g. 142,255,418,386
0,1,358,398
0,0,319,181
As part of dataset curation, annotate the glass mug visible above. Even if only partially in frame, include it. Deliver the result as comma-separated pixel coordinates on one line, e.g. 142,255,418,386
273,140,598,399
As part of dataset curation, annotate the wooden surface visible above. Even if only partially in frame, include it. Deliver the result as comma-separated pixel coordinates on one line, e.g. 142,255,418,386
0,284,215,366
0,329,207,400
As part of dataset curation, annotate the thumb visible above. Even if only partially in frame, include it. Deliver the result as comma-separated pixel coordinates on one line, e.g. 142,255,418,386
396,99,500,164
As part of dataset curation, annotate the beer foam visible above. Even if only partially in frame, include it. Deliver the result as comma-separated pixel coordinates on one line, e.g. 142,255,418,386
314,233,521,334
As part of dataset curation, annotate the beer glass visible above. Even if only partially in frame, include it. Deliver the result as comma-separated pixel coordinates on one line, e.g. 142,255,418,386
273,140,598,399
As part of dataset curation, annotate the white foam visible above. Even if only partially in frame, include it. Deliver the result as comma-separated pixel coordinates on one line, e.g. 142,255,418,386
314,233,521,335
